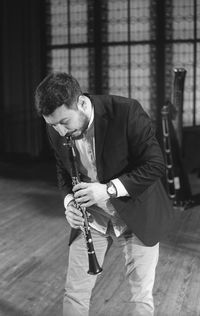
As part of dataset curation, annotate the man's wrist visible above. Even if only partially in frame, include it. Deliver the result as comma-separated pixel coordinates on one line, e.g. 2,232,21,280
106,181,117,198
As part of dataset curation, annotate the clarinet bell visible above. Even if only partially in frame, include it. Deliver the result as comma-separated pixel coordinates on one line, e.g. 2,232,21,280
88,252,102,275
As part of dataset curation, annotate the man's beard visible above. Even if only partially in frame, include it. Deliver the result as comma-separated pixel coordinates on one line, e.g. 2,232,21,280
69,115,90,140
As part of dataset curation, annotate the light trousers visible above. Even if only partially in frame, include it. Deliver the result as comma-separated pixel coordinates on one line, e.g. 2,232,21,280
63,224,159,316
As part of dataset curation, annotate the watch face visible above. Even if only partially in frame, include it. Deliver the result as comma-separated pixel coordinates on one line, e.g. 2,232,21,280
107,183,117,197
108,186,115,194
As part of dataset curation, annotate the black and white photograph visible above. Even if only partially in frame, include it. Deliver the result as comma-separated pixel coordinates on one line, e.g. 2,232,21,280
0,1,200,315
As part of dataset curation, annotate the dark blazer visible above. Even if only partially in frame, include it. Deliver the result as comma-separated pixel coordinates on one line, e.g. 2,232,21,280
47,95,173,246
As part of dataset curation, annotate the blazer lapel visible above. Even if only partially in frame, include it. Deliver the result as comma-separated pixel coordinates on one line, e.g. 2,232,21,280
91,96,108,182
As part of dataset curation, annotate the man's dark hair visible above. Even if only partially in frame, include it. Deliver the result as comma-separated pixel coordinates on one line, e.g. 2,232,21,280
35,72,82,116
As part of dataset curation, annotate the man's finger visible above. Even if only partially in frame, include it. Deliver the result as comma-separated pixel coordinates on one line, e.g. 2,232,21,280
73,182,88,192
73,189,88,199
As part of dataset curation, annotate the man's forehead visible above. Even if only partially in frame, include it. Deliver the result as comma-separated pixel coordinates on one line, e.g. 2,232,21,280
43,104,72,125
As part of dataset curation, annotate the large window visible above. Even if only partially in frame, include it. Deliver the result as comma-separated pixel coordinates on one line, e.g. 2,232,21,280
106,0,156,115
165,0,200,126
46,0,90,92
45,0,200,126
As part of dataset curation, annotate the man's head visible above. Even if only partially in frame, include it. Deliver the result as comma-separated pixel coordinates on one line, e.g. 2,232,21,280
35,72,82,116
35,72,91,139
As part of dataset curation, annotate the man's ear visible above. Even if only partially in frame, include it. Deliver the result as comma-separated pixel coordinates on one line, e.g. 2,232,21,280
77,95,87,111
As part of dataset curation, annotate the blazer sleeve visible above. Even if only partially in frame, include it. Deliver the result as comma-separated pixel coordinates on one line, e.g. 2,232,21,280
118,100,165,199
47,127,73,199
54,150,73,199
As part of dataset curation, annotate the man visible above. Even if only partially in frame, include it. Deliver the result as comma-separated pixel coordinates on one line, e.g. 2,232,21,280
35,72,172,316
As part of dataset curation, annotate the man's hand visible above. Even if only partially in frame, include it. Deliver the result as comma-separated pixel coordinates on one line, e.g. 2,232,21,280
72,182,109,208
65,200,84,229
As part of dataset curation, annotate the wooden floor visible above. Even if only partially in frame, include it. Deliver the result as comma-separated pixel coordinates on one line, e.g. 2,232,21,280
0,161,200,316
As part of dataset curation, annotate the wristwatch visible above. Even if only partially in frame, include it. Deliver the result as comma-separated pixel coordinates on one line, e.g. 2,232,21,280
106,181,117,198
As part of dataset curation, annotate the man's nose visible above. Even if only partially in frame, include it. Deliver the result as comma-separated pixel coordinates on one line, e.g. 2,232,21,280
54,124,68,137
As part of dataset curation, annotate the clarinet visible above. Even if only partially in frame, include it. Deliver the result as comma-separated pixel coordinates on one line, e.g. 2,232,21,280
161,104,193,210
64,136,102,275
161,105,176,201
172,68,187,149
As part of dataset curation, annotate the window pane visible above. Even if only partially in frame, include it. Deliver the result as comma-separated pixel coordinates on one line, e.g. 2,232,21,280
108,46,129,96
196,43,200,125
172,0,194,40
48,0,88,45
130,0,152,41
70,48,89,92
197,1,200,38
108,0,128,42
70,0,88,44
49,49,69,72
49,0,68,45
131,45,151,114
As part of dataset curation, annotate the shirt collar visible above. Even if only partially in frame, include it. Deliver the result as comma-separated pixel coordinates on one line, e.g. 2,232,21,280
86,97,94,130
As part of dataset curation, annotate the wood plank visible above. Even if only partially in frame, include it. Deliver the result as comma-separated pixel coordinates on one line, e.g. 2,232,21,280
0,162,200,316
